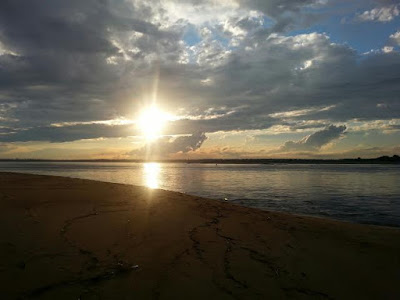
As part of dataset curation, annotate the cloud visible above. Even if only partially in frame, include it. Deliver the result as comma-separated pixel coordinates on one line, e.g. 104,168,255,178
355,4,399,22
237,0,326,32
128,132,207,158
0,1,399,148
0,0,186,123
278,125,347,152
390,31,400,46
0,123,138,143
1,27,400,143
0,143,16,154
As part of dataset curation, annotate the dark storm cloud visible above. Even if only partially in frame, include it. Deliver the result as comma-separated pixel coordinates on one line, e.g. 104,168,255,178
0,1,174,54
279,125,347,152
0,123,137,143
169,111,277,135
194,33,400,122
0,110,275,143
0,0,184,128
157,32,400,134
165,132,207,153
0,1,399,144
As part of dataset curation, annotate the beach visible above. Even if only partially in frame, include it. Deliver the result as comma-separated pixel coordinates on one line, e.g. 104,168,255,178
1,172,399,299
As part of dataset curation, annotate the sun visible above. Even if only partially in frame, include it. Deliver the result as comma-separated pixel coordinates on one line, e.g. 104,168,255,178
137,106,169,140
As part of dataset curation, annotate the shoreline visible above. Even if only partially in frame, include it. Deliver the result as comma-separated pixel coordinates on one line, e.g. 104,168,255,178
1,172,399,299
1,171,398,229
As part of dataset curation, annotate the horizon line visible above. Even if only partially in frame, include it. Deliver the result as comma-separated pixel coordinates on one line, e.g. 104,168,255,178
0,155,399,164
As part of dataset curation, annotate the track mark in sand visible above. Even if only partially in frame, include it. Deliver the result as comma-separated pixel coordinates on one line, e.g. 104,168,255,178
214,225,249,289
58,207,133,283
191,205,286,297
23,260,139,298
188,208,224,261
211,212,249,289
60,210,98,237
222,239,248,289
60,207,131,242
59,209,102,278
189,226,204,260
189,207,250,294
239,246,282,278
22,204,139,298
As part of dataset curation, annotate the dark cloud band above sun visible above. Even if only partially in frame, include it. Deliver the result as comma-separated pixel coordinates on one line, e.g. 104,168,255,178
0,0,399,158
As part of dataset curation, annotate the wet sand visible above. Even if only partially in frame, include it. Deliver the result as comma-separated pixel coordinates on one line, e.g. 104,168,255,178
0,172,399,299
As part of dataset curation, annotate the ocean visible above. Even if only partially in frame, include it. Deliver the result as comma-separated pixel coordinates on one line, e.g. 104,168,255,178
1,161,399,227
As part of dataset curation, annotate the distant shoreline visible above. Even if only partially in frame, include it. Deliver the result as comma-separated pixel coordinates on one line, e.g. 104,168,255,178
1,155,399,164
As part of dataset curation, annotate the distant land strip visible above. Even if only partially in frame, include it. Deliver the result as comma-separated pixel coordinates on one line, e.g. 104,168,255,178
0,155,399,164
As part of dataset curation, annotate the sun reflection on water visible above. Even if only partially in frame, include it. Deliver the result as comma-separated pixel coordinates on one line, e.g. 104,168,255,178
143,162,160,189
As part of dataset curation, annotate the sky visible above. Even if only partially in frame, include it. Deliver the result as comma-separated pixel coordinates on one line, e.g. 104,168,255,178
0,0,400,160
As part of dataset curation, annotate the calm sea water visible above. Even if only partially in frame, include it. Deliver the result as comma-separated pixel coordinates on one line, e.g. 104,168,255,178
1,162,399,227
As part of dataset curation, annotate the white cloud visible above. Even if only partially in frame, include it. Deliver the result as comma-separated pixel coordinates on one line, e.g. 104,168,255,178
191,39,232,66
269,105,335,119
390,31,400,45
153,0,242,27
355,5,399,23
347,118,400,133
0,39,18,56
382,46,394,53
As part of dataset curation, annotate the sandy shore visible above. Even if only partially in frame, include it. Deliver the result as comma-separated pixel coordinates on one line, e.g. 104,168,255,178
0,173,399,299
